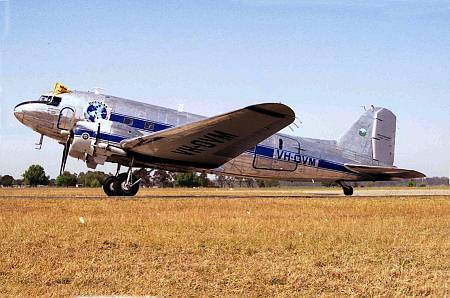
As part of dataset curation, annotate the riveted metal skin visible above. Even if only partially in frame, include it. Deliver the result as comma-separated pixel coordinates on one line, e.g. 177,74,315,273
14,87,425,188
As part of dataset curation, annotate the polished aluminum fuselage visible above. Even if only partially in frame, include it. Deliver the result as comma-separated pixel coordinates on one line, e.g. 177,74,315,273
15,91,372,182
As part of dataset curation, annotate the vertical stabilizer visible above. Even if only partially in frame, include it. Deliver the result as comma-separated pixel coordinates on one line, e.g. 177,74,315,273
337,107,396,166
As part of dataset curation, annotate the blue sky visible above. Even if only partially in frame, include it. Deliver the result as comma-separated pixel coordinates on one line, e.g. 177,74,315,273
1,0,449,178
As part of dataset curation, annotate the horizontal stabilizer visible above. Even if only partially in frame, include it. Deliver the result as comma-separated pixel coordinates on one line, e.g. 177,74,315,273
344,164,425,179
120,103,295,168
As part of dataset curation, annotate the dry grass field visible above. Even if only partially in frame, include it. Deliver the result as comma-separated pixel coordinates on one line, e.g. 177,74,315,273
0,187,449,297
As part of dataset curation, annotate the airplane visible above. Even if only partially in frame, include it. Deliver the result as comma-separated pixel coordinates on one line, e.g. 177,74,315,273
13,83,425,196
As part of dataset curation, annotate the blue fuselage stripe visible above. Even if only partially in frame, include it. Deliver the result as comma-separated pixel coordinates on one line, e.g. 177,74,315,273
74,128,126,144
318,159,350,173
79,113,353,175
109,113,171,132
255,145,274,157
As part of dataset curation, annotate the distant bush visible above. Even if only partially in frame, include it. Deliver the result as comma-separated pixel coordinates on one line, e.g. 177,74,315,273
1,175,14,187
153,170,175,187
90,179,101,188
407,180,416,187
56,172,78,187
256,179,280,188
175,172,201,187
321,181,337,187
77,171,109,188
22,165,50,186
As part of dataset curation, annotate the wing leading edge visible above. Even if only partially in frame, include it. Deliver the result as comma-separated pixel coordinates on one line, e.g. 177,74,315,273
120,103,295,168
344,164,426,179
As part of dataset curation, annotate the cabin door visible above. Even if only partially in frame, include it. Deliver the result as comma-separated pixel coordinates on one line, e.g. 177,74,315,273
252,136,301,172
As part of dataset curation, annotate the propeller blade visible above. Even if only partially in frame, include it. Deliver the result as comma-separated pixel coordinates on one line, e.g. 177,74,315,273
60,143,69,176
59,133,73,176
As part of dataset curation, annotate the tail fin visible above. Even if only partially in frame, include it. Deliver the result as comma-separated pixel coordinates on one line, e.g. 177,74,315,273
337,107,396,166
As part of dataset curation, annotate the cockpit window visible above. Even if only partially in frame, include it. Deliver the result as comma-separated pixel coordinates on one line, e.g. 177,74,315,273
48,97,62,106
38,95,62,106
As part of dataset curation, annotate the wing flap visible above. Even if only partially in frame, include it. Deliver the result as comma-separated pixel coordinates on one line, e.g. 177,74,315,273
121,103,295,168
344,164,425,179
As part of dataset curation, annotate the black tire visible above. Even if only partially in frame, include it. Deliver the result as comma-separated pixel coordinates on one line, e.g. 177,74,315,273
102,176,118,196
343,186,354,196
113,173,140,197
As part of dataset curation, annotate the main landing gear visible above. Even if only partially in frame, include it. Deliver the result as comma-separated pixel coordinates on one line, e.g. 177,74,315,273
337,181,353,196
102,161,141,197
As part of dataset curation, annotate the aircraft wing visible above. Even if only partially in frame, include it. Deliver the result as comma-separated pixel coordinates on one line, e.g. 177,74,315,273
120,103,295,168
344,164,426,179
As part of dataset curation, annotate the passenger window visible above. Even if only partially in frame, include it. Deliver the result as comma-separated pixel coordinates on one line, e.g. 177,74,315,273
279,138,283,150
123,118,134,126
144,121,154,130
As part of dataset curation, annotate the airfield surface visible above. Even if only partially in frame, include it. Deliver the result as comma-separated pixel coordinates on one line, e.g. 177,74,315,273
0,187,449,296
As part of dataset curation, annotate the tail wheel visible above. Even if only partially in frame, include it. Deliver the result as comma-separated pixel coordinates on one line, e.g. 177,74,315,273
102,176,118,196
113,173,140,197
343,185,354,196
337,180,354,196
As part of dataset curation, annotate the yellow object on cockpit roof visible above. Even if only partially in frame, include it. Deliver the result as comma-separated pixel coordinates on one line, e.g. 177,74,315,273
53,83,70,95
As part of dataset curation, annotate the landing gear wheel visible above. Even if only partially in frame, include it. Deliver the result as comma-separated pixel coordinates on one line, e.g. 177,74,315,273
343,185,353,196
113,173,140,197
102,176,118,196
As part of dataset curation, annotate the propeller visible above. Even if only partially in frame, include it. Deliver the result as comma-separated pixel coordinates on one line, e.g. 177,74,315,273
59,122,100,175
60,132,73,176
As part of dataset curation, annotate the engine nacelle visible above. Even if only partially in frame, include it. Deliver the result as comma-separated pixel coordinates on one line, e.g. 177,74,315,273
68,121,127,169
69,133,94,160
69,121,102,166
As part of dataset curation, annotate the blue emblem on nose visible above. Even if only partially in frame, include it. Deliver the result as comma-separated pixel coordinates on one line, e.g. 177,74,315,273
85,101,108,122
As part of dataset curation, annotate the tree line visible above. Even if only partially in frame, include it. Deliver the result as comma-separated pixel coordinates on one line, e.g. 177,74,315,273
0,164,274,188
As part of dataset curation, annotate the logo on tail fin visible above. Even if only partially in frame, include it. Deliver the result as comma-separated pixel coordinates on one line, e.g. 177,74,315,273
358,128,367,137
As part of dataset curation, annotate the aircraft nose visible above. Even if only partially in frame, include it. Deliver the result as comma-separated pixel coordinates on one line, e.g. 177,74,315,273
14,104,25,122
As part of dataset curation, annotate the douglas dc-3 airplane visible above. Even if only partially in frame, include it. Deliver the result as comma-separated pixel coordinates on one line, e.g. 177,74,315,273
14,83,425,196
